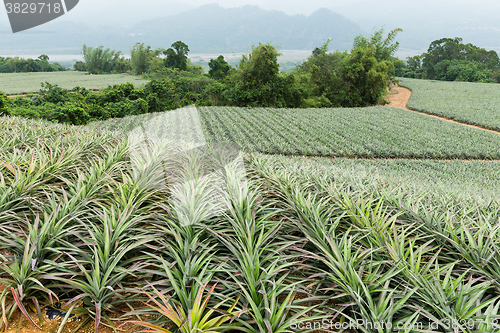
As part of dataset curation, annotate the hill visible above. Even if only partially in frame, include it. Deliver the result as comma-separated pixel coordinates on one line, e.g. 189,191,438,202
0,5,363,54
126,4,363,53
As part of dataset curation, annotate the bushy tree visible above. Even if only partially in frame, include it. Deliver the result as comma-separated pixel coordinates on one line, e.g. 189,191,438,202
296,30,397,108
74,61,86,71
0,91,10,116
295,40,345,107
130,43,164,75
164,41,190,71
353,28,403,62
82,45,130,74
208,55,231,80
225,43,284,106
342,46,390,106
417,38,500,81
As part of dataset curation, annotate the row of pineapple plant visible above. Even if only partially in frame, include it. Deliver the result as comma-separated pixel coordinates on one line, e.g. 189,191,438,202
1,116,500,332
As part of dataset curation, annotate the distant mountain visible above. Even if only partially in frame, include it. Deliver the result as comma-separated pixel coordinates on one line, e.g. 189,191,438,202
125,4,364,53
0,4,364,55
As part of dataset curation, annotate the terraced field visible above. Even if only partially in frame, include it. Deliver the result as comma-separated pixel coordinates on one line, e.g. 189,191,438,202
400,77,500,131
0,71,148,95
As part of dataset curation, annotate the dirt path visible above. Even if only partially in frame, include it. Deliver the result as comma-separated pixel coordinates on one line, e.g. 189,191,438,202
6,93,29,98
386,85,412,110
385,85,500,135
6,90,102,98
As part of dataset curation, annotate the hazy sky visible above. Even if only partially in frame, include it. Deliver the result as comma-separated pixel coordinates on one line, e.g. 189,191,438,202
65,0,500,18
2,0,500,56
74,0,498,16
3,0,499,30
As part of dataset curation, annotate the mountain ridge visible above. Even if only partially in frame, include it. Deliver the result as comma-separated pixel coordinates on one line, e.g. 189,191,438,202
0,4,364,54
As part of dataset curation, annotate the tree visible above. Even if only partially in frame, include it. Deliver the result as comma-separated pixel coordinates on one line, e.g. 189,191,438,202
421,38,500,80
353,28,403,63
130,43,163,75
0,91,10,116
208,55,231,80
342,46,389,107
82,45,129,74
225,43,283,107
74,61,86,71
295,39,345,107
312,39,332,57
37,54,53,72
164,41,190,71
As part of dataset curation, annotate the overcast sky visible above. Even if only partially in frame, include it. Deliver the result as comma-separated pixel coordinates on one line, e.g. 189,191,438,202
73,0,499,16
3,0,498,30
2,0,499,57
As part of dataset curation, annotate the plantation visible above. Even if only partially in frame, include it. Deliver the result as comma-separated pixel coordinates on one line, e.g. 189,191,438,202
199,106,500,159
263,155,500,201
0,72,147,95
1,111,500,333
400,78,500,131
90,106,500,160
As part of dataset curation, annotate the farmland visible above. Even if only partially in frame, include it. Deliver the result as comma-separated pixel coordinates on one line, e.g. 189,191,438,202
0,71,147,95
198,106,500,159
91,106,500,159
260,154,500,201
1,113,500,333
400,77,500,131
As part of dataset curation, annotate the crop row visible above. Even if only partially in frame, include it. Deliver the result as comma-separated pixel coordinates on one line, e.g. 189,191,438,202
2,115,500,333
197,106,500,159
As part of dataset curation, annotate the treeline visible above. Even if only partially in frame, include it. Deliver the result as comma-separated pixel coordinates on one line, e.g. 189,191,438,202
74,41,197,75
77,29,401,109
396,38,500,83
0,29,402,125
0,55,67,73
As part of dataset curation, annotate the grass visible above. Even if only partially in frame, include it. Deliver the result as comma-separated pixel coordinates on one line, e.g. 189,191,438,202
91,105,500,159
399,77,500,131
0,71,148,95
2,114,500,332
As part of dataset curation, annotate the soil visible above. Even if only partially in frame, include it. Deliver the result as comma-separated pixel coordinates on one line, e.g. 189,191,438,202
2,304,140,333
6,90,102,98
385,85,412,110
6,94,29,98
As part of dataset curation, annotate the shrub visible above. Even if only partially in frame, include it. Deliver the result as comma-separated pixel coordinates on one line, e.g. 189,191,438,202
0,91,10,116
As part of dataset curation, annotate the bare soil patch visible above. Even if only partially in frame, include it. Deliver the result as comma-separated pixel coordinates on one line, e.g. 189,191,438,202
386,85,412,110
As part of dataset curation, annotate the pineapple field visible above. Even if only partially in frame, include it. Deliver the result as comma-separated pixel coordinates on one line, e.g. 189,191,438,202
400,78,500,131
0,72,147,95
1,97,500,333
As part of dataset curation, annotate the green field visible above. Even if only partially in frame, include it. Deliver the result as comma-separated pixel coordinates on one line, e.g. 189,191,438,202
0,71,148,94
2,114,500,332
199,106,500,159
400,77,500,131
3,78,500,333
90,106,500,159
255,154,500,201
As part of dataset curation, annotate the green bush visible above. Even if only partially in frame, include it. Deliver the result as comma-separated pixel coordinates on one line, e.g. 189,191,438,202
0,91,10,116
